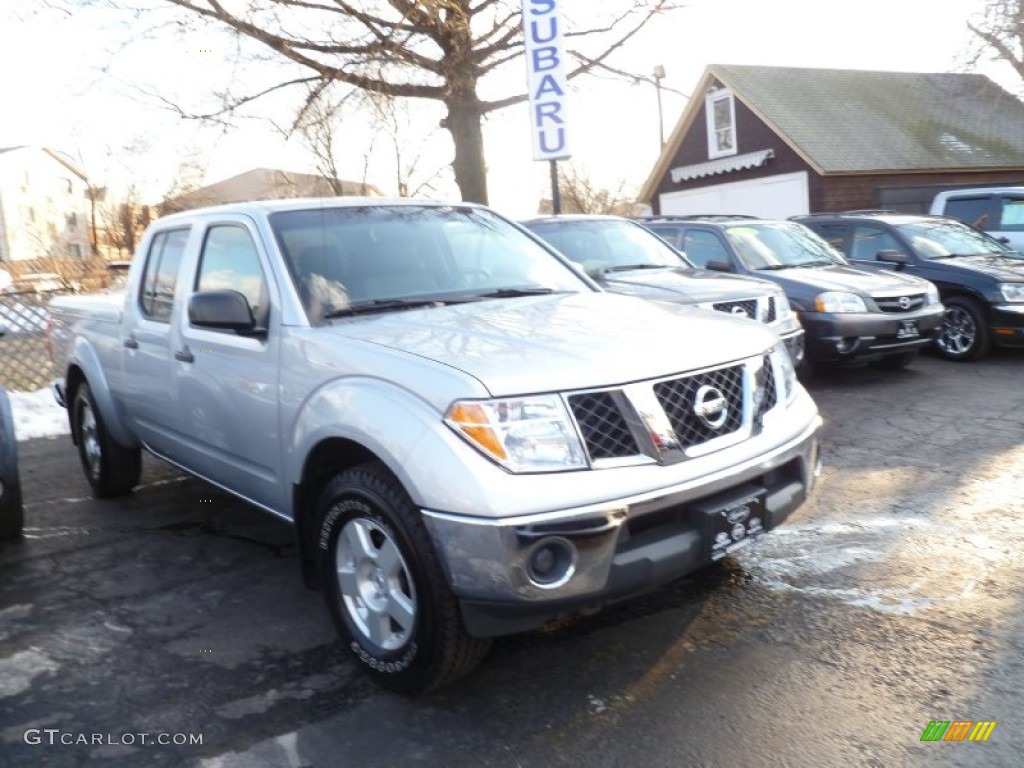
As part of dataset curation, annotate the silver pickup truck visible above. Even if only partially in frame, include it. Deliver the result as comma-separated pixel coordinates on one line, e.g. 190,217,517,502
49,199,822,692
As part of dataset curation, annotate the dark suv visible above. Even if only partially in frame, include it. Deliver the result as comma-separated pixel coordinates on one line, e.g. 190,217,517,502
641,215,944,372
794,212,1024,361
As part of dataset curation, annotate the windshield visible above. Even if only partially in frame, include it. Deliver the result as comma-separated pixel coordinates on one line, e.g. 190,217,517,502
724,222,847,270
269,205,590,321
524,219,686,276
893,219,1019,259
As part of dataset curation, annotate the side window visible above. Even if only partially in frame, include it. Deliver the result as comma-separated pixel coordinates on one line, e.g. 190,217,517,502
809,223,848,252
705,88,736,159
851,227,902,261
647,226,683,250
944,197,995,230
140,228,189,322
195,225,269,328
997,196,1024,231
682,230,731,269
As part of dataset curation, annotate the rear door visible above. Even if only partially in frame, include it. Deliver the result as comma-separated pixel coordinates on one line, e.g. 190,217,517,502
172,217,284,512
122,227,191,457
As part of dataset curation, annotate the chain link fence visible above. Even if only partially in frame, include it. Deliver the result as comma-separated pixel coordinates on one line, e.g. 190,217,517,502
0,290,70,392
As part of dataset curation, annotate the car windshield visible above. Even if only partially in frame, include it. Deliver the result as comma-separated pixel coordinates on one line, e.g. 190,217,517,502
524,219,685,276
893,219,1019,260
724,222,847,270
269,205,589,321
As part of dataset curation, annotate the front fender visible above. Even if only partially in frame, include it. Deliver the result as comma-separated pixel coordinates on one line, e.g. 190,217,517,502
67,336,138,448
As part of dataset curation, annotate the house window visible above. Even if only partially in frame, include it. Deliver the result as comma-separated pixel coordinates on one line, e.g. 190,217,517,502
705,88,737,159
70,244,82,258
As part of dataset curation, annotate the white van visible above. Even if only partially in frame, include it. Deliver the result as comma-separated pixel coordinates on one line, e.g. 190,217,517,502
930,187,1024,251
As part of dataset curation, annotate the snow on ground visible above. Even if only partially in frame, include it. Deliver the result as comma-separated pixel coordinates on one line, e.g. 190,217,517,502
6,387,70,442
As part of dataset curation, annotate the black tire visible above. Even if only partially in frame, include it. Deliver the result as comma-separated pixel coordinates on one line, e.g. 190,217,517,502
317,462,491,693
0,387,23,541
72,382,141,498
935,297,990,362
870,350,918,370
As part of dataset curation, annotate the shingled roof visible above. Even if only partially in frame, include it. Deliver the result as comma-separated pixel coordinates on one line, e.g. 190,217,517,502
642,65,1024,200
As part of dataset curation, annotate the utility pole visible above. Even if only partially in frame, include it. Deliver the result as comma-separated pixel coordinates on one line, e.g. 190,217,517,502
653,65,666,150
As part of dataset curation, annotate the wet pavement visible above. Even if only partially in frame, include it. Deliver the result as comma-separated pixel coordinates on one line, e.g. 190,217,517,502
1,350,1022,767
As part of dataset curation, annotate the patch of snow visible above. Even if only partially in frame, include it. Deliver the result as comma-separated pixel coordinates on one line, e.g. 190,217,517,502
6,387,70,441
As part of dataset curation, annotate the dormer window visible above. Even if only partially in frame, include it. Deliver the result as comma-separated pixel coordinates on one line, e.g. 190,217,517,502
705,88,736,159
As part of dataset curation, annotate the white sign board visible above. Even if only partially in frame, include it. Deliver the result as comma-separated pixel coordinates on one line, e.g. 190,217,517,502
522,0,571,161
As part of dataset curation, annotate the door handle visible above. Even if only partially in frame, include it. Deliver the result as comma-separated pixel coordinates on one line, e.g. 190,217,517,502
123,336,139,349
174,346,194,363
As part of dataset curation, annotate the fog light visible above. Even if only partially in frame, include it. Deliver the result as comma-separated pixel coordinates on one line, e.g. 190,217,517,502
526,537,577,589
835,337,857,354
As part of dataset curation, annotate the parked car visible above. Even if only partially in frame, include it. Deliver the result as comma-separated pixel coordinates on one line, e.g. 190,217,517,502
0,373,24,541
641,215,944,373
795,211,1024,361
49,199,822,692
520,215,805,366
929,187,1024,251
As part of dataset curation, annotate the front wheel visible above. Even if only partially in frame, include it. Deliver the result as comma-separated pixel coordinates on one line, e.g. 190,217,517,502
317,463,490,693
72,383,141,498
935,297,990,362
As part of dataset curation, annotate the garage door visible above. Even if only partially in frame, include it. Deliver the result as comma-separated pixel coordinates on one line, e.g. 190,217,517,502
659,171,809,219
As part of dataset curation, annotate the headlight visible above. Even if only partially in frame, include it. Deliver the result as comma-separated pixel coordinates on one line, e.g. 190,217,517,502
773,291,793,320
1000,283,1024,302
814,291,867,313
924,283,941,306
771,341,798,404
445,395,586,472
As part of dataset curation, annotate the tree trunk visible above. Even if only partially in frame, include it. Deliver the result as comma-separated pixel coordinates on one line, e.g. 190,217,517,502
445,99,488,205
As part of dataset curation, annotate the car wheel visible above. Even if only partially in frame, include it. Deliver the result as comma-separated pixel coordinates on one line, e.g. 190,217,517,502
72,382,142,498
935,297,990,362
0,387,23,541
318,462,491,693
870,350,918,369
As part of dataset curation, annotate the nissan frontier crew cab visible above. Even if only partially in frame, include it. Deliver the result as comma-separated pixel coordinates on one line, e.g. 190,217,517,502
49,199,822,693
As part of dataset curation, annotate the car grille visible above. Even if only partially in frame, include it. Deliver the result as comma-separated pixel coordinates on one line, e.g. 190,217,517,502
763,297,777,323
567,391,639,460
756,357,777,421
712,299,757,320
653,364,745,445
875,294,925,313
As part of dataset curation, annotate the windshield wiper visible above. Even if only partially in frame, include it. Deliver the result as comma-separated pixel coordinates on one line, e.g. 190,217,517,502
467,287,560,299
322,297,458,318
602,264,668,273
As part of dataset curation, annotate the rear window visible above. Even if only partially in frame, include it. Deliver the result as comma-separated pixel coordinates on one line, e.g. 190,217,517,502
140,229,190,322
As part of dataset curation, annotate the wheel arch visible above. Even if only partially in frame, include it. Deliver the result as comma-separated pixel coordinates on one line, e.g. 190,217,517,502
64,342,138,448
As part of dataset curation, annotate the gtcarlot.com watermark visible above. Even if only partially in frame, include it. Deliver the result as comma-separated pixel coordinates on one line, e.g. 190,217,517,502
24,728,203,747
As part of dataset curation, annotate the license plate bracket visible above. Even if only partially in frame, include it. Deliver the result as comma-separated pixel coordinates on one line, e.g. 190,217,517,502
896,320,920,339
691,484,767,561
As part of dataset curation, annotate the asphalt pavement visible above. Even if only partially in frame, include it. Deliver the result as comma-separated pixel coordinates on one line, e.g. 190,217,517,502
1,349,1022,768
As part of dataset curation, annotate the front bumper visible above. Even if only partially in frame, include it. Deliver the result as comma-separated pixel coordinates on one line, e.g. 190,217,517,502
422,413,822,638
800,306,943,364
991,304,1024,348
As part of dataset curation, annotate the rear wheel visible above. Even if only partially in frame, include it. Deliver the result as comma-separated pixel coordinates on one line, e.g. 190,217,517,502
935,297,990,361
0,387,23,541
72,383,141,498
317,463,490,693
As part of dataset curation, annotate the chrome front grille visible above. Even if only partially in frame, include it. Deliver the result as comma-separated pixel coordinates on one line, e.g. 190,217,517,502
653,364,744,445
712,299,757,321
875,294,924,313
567,356,776,466
763,296,777,323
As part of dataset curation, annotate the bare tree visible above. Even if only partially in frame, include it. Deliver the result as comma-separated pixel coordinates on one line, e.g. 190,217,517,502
543,164,644,216
141,0,676,204
968,0,1024,83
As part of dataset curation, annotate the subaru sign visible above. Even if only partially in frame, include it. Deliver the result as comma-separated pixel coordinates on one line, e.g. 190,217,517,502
522,0,571,161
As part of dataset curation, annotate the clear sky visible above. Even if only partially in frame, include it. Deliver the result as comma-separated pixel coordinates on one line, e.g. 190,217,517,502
0,0,1013,217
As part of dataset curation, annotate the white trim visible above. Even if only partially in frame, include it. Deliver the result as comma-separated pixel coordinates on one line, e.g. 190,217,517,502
670,149,775,183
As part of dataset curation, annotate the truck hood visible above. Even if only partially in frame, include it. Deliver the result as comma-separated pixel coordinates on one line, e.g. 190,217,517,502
598,266,776,303
759,264,929,296
326,292,776,396
924,254,1024,282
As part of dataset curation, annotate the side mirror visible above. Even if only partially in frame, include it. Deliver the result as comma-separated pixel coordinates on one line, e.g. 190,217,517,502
876,250,908,265
705,259,733,273
188,290,256,333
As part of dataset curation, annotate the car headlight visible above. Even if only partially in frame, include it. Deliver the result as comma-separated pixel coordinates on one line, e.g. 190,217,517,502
924,283,941,306
772,291,793,321
813,291,868,313
1000,283,1024,302
445,395,586,472
771,341,798,404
